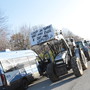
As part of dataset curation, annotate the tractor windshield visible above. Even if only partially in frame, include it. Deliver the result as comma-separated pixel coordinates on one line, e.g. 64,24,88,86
47,39,68,58
31,39,68,60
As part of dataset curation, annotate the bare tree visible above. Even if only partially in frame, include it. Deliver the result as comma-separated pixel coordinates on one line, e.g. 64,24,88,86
20,25,31,49
0,11,7,29
0,11,9,51
10,33,25,50
10,25,31,50
62,28,83,41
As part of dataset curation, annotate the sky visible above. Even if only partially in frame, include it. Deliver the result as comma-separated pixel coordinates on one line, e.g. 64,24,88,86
0,0,90,39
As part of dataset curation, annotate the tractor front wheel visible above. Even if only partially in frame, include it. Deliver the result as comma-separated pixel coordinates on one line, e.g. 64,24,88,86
46,63,59,82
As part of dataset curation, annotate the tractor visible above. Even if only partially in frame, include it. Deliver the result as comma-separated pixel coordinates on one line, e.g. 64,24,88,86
30,25,88,82
75,41,90,61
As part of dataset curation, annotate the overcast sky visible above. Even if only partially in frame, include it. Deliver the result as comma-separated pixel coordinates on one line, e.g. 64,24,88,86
0,0,90,39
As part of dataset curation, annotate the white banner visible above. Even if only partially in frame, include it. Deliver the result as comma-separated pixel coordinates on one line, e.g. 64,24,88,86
30,25,55,46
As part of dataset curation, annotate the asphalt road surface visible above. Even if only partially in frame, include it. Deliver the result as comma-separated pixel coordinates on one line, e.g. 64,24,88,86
27,62,90,90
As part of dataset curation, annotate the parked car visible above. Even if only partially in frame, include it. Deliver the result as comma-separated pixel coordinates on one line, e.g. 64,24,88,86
0,50,40,90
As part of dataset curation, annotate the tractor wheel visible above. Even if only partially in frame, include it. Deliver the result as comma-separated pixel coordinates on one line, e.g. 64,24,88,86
80,50,88,70
85,51,90,61
20,79,29,90
46,63,59,82
71,56,83,77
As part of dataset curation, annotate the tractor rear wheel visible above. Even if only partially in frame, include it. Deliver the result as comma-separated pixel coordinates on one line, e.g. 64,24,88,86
80,50,88,70
71,56,83,77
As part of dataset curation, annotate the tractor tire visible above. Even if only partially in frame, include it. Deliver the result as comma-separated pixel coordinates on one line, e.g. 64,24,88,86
46,63,59,82
71,56,83,77
80,50,88,70
85,51,90,61
20,79,29,90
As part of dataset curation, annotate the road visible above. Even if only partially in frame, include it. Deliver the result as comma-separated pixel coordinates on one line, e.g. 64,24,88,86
27,62,90,90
